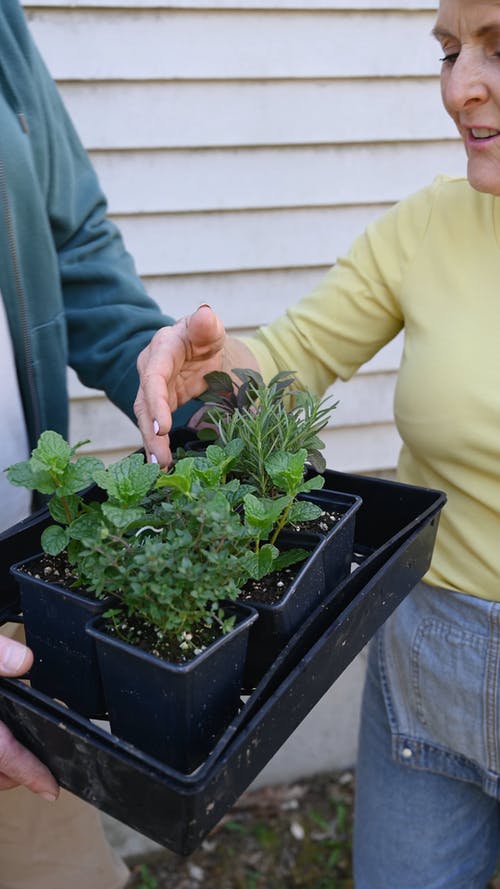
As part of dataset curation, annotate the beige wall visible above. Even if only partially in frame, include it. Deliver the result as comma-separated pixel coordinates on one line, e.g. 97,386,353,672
24,0,464,473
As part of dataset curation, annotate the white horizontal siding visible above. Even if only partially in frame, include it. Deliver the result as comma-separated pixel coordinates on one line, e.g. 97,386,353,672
21,0,457,473
91,142,465,214
61,80,457,150
26,8,440,80
322,424,402,473
113,204,390,276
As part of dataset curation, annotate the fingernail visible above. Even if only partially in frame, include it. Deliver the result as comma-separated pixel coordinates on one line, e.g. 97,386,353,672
150,454,158,464
39,791,57,802
1,642,27,673
196,303,211,311
153,419,160,435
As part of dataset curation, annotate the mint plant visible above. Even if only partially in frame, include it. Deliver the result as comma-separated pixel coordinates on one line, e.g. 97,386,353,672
240,448,325,581
6,434,252,659
5,431,106,557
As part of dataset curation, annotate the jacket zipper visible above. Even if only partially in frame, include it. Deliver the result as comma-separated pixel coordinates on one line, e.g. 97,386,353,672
0,155,42,441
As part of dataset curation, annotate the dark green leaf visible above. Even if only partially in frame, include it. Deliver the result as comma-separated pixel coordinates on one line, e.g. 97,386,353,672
93,454,159,505
288,501,324,524
101,503,145,530
273,547,309,571
31,430,72,472
67,512,104,543
243,493,290,532
299,474,325,493
266,449,307,495
60,456,105,495
5,461,54,493
49,494,81,524
41,524,70,556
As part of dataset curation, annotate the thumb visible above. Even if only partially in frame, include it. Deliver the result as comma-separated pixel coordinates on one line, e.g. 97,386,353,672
186,304,225,355
0,637,33,676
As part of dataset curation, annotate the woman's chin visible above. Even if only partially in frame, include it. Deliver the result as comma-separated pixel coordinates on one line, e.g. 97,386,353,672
466,159,500,196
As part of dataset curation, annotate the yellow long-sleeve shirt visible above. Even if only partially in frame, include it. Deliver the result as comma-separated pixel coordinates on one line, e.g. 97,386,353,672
242,176,500,601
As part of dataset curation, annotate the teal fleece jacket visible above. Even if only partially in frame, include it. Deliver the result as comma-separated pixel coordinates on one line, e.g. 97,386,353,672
0,0,194,451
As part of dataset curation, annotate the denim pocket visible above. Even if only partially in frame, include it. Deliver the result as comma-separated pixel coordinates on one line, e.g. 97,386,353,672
378,581,495,775
411,618,487,767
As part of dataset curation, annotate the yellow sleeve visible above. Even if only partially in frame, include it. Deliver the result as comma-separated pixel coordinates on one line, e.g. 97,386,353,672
239,180,439,395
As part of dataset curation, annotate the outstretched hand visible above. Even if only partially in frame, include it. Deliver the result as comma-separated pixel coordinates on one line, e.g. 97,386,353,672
134,304,226,467
0,635,59,798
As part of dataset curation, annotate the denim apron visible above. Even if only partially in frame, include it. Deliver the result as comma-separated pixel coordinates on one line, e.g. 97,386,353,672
376,579,500,797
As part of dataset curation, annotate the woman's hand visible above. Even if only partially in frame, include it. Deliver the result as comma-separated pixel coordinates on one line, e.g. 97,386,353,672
135,304,258,467
0,636,59,799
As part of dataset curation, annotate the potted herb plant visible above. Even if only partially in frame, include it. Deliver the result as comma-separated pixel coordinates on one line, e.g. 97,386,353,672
5,369,360,766
6,435,111,716
7,433,258,769
189,369,362,685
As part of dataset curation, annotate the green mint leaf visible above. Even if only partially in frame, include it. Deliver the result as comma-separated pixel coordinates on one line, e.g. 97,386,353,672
204,440,244,475
273,547,309,571
223,439,245,460
31,430,72,473
241,543,279,581
265,449,307,495
288,501,324,524
202,490,232,523
41,524,70,556
102,503,146,531
67,512,105,544
193,463,222,488
60,456,105,495
256,543,279,578
49,494,81,525
155,457,194,494
5,460,55,493
93,453,159,505
299,474,325,494
243,493,290,533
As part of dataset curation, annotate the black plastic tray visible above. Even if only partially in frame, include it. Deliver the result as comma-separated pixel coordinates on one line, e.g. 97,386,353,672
0,469,446,855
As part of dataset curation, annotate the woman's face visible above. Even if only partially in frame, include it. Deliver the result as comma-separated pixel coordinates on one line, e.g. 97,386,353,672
435,0,500,195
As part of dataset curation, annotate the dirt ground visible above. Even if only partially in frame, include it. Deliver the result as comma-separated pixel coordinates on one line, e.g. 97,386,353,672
125,770,355,889
124,769,500,889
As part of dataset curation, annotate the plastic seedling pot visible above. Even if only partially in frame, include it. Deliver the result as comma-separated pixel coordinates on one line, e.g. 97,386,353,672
242,531,325,689
298,490,361,589
10,553,108,718
86,601,258,774
242,490,361,689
